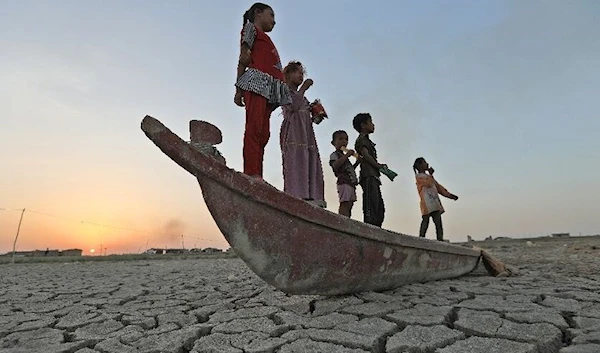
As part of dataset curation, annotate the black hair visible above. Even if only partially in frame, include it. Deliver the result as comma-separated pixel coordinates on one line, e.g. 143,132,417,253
413,157,426,174
331,130,347,142
352,113,372,133
283,61,305,79
243,3,271,25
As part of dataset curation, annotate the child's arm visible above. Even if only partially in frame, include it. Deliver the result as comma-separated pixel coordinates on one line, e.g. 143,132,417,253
359,147,384,170
238,22,255,67
234,23,256,106
236,22,256,79
331,150,354,171
237,43,251,79
435,180,458,200
298,79,313,96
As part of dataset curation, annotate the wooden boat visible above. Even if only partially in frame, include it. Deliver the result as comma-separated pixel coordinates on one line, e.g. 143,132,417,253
141,116,481,295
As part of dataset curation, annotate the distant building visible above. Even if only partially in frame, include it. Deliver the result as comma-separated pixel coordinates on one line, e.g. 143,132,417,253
61,249,83,257
551,233,570,238
142,247,225,255
33,249,60,257
144,248,189,254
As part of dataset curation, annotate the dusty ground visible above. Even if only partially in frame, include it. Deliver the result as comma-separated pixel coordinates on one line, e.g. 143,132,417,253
464,235,600,277
1,236,599,353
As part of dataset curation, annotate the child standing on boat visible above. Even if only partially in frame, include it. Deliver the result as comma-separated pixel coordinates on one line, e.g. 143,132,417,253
329,130,359,217
234,3,291,179
413,157,459,241
353,113,386,227
280,61,325,207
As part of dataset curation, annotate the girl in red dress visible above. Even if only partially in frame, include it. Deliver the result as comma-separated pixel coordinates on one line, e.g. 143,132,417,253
234,3,291,179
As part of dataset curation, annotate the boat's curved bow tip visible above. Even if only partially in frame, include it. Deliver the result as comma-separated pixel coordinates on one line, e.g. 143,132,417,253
141,115,164,135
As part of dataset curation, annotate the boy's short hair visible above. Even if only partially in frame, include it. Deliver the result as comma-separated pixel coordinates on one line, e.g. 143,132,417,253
331,130,347,142
352,113,371,133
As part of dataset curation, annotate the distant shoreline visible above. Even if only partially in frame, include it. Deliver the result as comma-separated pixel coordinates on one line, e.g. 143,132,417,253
2,234,597,265
457,233,600,245
0,251,238,265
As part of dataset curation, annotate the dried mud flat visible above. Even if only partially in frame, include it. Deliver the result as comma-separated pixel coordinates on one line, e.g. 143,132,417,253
1,236,599,353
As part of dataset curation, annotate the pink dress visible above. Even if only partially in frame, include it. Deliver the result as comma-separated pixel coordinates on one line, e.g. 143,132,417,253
280,89,325,201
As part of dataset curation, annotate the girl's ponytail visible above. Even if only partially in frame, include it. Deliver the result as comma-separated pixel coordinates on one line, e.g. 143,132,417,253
243,3,271,26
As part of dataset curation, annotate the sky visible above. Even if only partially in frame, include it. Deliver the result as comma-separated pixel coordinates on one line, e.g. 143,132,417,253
1,0,599,255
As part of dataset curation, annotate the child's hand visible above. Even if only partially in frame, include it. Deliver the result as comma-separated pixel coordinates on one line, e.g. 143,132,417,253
234,89,244,107
301,79,314,91
427,167,435,175
451,194,459,201
379,163,387,169
345,149,355,157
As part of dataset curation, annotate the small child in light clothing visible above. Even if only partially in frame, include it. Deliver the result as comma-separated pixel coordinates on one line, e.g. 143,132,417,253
413,157,459,241
329,130,359,217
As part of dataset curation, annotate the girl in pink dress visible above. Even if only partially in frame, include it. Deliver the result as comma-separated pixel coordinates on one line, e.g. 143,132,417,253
280,61,325,207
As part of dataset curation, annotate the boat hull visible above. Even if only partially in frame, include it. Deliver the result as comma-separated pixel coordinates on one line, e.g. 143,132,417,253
141,116,481,295
200,176,479,295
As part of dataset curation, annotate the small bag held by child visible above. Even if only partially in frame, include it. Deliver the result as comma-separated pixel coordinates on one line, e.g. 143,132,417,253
310,99,328,124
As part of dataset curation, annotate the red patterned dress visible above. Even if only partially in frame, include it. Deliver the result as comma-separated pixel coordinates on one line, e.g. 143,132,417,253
236,22,291,177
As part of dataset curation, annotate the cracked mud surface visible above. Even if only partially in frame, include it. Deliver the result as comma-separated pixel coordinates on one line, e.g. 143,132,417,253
1,236,599,353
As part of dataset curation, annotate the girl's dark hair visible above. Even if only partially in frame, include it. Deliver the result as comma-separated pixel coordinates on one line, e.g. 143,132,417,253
332,130,347,142
243,3,271,25
283,61,305,78
352,113,371,133
413,157,426,174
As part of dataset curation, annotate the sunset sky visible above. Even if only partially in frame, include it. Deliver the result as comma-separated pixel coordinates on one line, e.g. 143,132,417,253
2,0,599,255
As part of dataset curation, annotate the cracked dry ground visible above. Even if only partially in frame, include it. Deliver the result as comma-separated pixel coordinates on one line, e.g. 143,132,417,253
1,239,599,353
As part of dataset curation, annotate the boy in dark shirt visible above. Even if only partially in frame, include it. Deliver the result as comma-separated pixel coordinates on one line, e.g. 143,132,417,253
353,113,386,227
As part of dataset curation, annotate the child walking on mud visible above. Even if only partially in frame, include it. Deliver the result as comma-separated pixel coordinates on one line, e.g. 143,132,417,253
329,130,359,217
280,61,325,207
353,113,386,227
413,157,459,241
234,3,291,179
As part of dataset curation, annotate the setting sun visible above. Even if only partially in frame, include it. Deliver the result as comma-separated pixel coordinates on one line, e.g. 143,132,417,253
89,249,95,254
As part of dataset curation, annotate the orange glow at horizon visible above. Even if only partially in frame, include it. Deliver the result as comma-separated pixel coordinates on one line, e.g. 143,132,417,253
0,205,229,255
